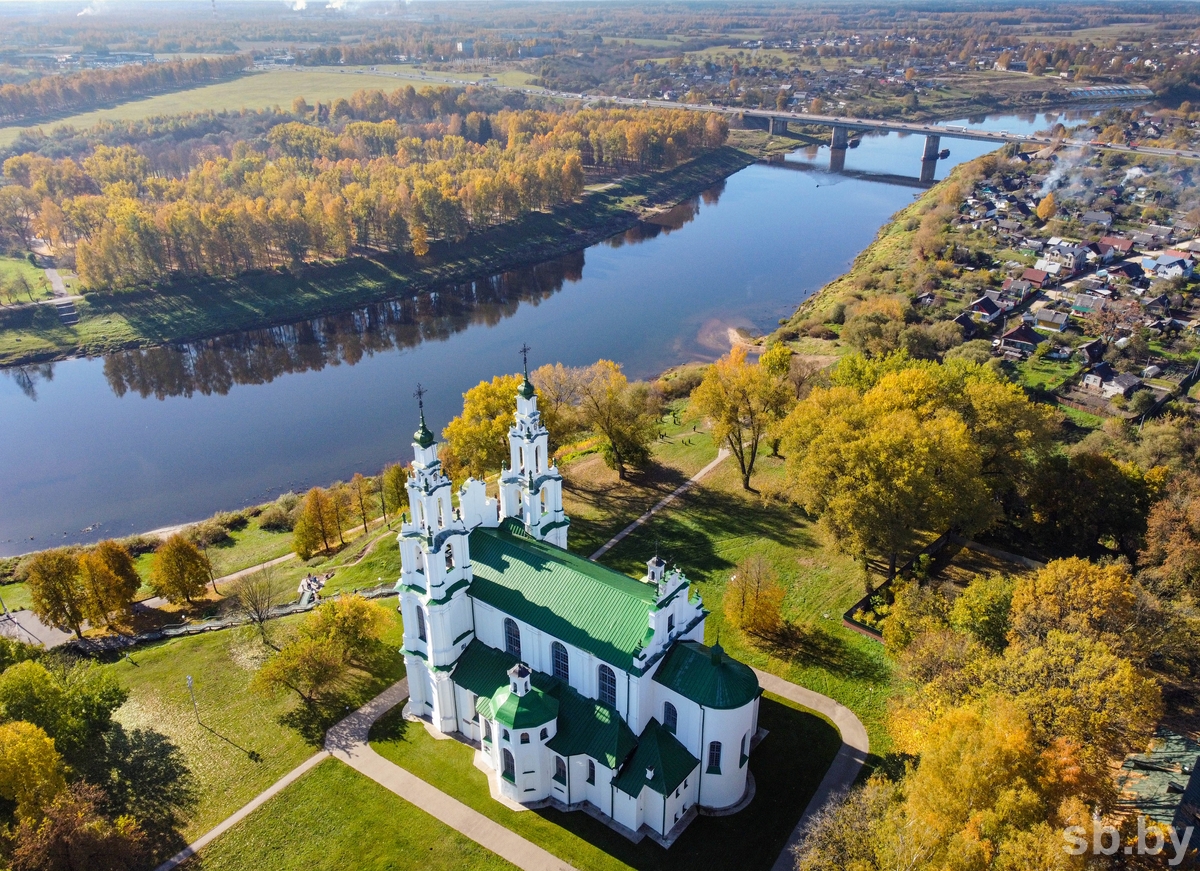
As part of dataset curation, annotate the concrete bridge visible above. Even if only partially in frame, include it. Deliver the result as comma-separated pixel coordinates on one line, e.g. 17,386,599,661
549,92,1200,177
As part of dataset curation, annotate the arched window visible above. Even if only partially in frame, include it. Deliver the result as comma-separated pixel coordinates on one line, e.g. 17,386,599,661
587,760,596,784
551,642,569,682
502,749,515,780
667,613,675,634
554,756,566,783
520,732,530,744
707,741,722,773
445,542,454,569
416,607,427,642
483,720,492,742
504,618,521,659
540,727,549,741
598,665,617,707
663,702,678,734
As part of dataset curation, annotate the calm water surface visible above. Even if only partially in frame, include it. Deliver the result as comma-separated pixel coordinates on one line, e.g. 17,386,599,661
0,110,1102,554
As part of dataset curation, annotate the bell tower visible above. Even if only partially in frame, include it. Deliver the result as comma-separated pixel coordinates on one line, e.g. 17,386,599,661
398,385,476,732
499,346,569,548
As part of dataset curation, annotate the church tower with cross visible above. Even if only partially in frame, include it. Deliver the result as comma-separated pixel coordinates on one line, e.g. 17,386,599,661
396,347,760,842
498,344,569,549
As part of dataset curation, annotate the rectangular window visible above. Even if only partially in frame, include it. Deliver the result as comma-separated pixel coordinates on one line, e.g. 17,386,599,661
587,760,596,784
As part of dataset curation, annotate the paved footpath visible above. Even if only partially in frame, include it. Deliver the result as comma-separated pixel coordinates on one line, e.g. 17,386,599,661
153,751,330,871
756,668,871,871
324,679,578,871
590,447,730,560
157,670,867,870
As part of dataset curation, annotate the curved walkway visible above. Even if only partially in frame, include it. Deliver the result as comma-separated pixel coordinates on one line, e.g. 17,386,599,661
154,667,867,871
324,679,579,871
755,668,870,871
590,447,730,560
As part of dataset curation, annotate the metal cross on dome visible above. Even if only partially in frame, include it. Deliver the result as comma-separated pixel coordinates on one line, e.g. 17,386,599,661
414,382,426,411
519,343,532,373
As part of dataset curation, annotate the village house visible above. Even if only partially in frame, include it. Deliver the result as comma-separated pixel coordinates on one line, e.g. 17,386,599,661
1030,308,1069,332
968,295,1004,323
999,323,1044,356
1022,267,1053,288
1082,210,1114,229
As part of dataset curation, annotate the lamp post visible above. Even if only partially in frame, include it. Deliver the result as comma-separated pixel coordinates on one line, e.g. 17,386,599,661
186,675,199,723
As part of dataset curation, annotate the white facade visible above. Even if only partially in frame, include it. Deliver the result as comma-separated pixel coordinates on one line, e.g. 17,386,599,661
397,378,760,842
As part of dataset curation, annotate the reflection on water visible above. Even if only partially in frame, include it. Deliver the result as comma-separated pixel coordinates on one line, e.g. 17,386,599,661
102,251,585,400
90,188,720,402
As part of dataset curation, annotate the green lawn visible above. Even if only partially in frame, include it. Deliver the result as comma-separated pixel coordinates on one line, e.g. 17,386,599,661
0,256,52,304
369,692,840,871
0,581,31,611
572,452,894,752
1016,356,1079,391
104,603,405,841
192,758,517,871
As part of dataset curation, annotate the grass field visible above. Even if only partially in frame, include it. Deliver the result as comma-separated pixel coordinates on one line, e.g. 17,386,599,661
0,67,450,148
192,759,517,871
584,452,894,752
0,256,52,304
0,581,31,611
369,691,840,871
104,602,405,841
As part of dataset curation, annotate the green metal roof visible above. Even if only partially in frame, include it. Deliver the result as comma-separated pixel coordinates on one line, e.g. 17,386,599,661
452,640,637,768
545,682,638,770
480,684,559,729
452,639,518,698
518,377,536,400
468,520,657,671
652,641,760,710
414,412,435,449
612,719,699,797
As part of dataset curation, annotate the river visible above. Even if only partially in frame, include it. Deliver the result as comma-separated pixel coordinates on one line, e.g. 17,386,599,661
0,110,1105,555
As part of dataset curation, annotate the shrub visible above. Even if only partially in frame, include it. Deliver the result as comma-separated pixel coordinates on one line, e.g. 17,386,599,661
186,520,230,548
258,504,294,532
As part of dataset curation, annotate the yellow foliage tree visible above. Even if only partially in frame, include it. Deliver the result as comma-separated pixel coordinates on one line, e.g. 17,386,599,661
441,374,523,481
0,720,65,823
723,554,786,637
1036,192,1057,221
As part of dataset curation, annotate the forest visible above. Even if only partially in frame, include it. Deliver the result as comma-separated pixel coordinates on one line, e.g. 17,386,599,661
0,91,727,291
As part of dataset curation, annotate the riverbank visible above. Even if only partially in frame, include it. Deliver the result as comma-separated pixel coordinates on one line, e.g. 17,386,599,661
0,142,768,369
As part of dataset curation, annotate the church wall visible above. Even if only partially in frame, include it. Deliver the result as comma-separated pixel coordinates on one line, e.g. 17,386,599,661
613,788,642,834
697,703,758,810
661,768,699,835
644,683,704,759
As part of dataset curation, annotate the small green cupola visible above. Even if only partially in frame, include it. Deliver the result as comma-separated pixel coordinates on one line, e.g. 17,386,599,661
517,341,536,400
414,412,435,449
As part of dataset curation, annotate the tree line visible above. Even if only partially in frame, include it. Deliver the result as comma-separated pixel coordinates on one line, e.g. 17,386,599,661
0,55,250,125
0,103,727,291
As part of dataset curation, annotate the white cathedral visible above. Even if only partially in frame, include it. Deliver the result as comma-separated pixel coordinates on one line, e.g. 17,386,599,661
396,369,761,842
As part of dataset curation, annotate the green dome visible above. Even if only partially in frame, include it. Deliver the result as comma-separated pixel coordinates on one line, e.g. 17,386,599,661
517,376,536,400
414,413,435,449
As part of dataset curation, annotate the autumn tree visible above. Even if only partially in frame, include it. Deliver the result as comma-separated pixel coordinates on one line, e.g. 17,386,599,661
1140,471,1200,596
252,635,346,705
347,473,374,536
576,361,660,479
0,720,65,823
531,362,585,446
10,782,148,871
1008,558,1136,650
781,380,994,577
76,541,141,628
0,660,126,764
692,347,793,489
231,566,288,644
293,487,337,559
441,374,523,480
1036,192,1057,221
150,535,210,605
381,463,408,522
723,554,786,637
25,549,87,639
303,594,388,665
